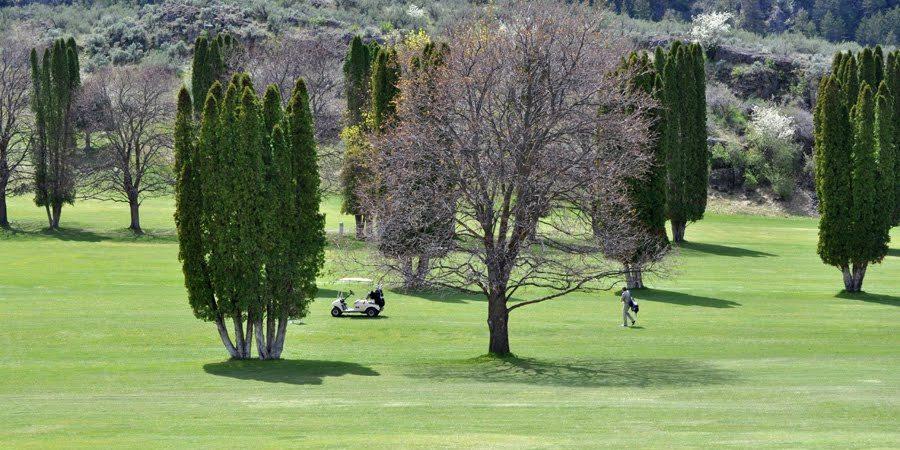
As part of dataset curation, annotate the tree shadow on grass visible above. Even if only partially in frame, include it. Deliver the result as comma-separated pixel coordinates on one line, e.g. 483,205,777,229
203,359,379,385
835,291,900,307
637,288,741,308
408,355,735,388
678,241,775,258
887,248,900,258
1,226,109,242
413,291,486,304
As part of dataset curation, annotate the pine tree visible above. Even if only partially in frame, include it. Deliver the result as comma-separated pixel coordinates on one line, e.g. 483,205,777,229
740,0,766,34
29,37,80,230
341,36,376,236
190,33,234,119
840,54,860,107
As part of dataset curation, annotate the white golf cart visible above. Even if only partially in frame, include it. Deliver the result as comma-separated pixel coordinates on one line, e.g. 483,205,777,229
330,285,385,318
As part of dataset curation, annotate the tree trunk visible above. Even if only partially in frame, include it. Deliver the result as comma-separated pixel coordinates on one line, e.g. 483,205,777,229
0,186,8,229
851,263,868,292
44,204,52,229
625,264,644,289
271,315,289,360
232,315,247,359
50,203,62,230
487,290,510,355
244,316,254,359
214,316,240,359
355,214,365,239
671,220,686,243
266,303,276,356
841,265,854,292
253,317,269,360
128,199,142,234
84,131,92,152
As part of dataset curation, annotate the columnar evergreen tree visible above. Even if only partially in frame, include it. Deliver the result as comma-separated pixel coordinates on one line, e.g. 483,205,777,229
285,78,326,329
175,74,323,360
343,36,373,128
30,37,80,230
814,49,895,293
190,34,235,119
847,85,883,290
341,36,376,238
887,50,900,225
874,82,895,244
370,47,401,132
658,41,708,242
814,75,854,289
601,51,669,289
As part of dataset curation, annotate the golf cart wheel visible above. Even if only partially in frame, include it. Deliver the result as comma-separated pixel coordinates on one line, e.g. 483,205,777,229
331,307,343,317
365,308,378,317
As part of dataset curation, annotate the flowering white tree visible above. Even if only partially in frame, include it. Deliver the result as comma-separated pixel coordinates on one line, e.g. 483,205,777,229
749,105,795,141
690,12,733,48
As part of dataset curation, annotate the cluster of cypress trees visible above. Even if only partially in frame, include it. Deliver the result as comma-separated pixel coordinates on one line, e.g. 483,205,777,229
175,67,325,359
814,47,898,292
29,38,80,230
655,41,708,243
190,34,236,118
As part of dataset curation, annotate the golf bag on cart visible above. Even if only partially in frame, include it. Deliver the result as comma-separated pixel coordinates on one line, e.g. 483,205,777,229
367,285,385,310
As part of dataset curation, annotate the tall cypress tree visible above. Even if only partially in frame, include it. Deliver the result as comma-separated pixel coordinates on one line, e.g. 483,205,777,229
370,47,401,132
857,48,877,90
343,36,373,128
30,37,80,230
659,41,708,242
874,82,895,245
616,51,669,288
341,36,376,237
191,33,234,119
814,75,854,281
286,78,326,336
847,84,883,290
886,50,900,225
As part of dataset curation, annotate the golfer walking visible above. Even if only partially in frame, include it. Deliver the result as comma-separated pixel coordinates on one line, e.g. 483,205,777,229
621,286,636,327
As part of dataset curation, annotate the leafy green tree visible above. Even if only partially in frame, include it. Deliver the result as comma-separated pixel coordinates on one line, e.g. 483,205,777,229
857,48,878,92
29,38,80,230
659,41,708,242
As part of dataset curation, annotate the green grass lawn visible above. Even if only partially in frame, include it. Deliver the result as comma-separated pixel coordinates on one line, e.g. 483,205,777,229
1,195,898,448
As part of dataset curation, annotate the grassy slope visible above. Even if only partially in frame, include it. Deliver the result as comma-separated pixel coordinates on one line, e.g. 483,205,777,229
0,196,897,448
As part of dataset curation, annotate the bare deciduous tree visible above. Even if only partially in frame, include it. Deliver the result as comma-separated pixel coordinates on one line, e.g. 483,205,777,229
0,31,34,229
243,31,344,143
81,65,177,233
361,2,663,355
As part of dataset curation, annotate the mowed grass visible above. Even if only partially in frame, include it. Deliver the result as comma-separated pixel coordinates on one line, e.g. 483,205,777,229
1,195,898,449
